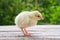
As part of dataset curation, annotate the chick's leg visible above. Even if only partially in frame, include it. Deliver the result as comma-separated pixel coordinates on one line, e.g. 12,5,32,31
21,28,30,36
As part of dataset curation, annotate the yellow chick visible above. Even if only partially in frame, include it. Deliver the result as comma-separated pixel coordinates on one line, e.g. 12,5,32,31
15,11,43,36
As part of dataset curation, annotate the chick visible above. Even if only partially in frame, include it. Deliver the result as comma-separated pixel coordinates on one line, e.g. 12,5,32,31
15,11,43,36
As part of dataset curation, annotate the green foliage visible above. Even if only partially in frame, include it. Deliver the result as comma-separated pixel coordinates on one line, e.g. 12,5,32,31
0,0,60,25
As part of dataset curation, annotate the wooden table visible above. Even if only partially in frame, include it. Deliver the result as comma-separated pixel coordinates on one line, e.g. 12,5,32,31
0,25,60,40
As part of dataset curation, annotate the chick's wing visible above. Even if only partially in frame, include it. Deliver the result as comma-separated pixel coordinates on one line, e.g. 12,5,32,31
17,16,29,27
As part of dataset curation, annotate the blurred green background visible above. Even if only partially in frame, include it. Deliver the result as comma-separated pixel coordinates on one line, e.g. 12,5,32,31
0,0,60,25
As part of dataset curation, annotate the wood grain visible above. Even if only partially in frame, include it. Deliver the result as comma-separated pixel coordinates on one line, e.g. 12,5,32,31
0,25,60,40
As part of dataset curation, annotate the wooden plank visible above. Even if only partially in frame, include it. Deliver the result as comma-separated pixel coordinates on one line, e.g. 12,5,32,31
0,25,60,32
0,25,60,40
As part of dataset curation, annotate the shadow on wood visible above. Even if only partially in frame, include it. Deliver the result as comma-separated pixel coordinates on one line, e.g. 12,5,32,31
16,35,41,40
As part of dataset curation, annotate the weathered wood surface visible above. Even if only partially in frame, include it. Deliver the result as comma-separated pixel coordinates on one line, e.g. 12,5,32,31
0,25,60,40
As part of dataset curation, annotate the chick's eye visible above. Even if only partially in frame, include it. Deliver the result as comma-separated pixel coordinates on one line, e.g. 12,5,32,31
38,15,40,17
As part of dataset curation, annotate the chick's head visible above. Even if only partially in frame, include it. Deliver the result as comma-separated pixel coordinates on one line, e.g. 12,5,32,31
32,11,44,20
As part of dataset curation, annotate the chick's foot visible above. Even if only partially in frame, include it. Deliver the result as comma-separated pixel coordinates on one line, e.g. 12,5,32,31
21,28,31,36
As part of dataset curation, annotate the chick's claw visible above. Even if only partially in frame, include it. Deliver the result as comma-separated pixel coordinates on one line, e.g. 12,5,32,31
24,32,31,36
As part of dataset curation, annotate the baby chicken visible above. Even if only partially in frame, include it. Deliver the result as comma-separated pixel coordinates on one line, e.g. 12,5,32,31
15,11,43,36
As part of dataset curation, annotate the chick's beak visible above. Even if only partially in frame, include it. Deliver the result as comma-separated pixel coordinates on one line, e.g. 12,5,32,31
40,16,44,20
41,17,44,20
